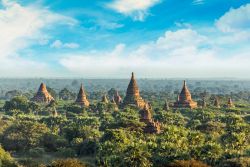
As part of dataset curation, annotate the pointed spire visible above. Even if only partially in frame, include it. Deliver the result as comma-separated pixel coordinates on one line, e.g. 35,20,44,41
32,83,54,103
114,90,122,105
201,98,206,108
174,80,197,109
101,94,109,103
163,100,170,111
227,97,235,108
75,83,90,107
123,72,145,108
214,97,220,108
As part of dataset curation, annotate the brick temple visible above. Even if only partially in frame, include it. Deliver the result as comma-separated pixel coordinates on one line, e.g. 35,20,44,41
32,83,54,103
174,81,197,109
140,103,161,134
75,84,90,107
122,72,145,109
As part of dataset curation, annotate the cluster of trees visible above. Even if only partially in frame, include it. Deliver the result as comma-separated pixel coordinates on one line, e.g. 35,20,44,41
0,93,250,167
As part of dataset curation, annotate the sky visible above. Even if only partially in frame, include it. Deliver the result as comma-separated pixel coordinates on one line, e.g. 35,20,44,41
0,0,250,78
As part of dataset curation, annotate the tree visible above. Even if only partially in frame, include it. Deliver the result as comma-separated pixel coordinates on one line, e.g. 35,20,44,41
2,120,49,151
59,88,75,100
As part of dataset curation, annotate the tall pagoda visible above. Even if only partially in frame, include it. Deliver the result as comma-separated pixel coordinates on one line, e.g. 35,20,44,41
226,98,235,108
174,81,197,109
139,103,161,134
32,83,54,103
101,94,109,104
214,97,220,108
75,84,90,107
122,72,145,109
114,91,122,105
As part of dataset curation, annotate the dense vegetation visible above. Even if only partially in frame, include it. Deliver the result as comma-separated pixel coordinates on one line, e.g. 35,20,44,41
0,79,250,167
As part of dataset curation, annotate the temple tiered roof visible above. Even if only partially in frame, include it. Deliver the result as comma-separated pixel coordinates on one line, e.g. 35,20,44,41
75,84,90,107
214,97,220,108
139,103,161,134
226,98,235,108
114,91,122,105
122,72,145,109
101,94,109,103
32,83,54,103
163,100,170,111
174,81,197,109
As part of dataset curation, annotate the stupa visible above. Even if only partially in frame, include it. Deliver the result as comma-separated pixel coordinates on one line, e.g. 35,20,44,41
32,83,54,103
163,100,170,111
139,103,161,134
226,98,235,108
214,97,220,108
101,94,109,103
174,81,197,109
75,84,90,107
201,98,206,108
114,91,122,105
122,72,145,109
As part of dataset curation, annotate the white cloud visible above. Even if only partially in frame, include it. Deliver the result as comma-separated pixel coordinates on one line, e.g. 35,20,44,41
50,40,79,49
216,3,250,33
0,0,77,77
60,29,250,78
192,0,204,5
107,0,160,21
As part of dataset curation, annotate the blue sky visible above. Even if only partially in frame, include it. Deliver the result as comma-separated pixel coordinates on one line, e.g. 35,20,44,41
0,0,250,78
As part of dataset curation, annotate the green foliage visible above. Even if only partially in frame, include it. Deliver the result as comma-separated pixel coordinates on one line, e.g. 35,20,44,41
0,145,17,167
2,120,49,151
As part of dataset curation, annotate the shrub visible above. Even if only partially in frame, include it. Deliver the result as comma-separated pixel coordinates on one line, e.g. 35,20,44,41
48,158,86,167
167,159,210,167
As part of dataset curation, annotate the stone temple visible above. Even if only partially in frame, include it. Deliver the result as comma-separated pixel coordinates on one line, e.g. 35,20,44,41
174,81,197,109
32,83,54,103
226,98,235,108
122,72,145,109
214,97,220,108
114,91,122,105
139,103,161,134
75,84,90,107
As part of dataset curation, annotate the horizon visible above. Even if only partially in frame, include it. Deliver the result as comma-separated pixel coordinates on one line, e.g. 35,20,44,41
0,0,250,78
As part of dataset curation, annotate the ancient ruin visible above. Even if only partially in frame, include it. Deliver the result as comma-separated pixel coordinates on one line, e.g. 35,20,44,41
122,72,145,109
114,91,122,105
201,98,206,108
75,84,90,107
174,81,197,109
139,103,161,134
226,98,235,108
163,100,170,111
101,94,109,103
214,97,220,108
32,83,54,103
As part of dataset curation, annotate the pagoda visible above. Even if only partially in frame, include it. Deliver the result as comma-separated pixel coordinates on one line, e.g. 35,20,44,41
139,103,161,134
226,98,235,108
114,91,122,105
75,84,90,107
163,100,170,111
101,94,109,103
201,98,206,108
122,72,145,109
32,83,54,103
214,97,220,108
173,81,197,109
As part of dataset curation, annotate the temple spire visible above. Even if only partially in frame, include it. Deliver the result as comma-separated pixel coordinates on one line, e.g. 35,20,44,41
101,94,109,103
214,97,220,108
32,83,54,103
174,80,197,109
227,97,235,108
75,83,90,107
122,72,145,108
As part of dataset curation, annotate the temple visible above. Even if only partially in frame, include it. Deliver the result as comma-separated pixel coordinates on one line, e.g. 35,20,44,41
174,81,197,109
214,97,220,108
201,98,206,108
101,94,109,103
139,103,161,134
122,72,145,109
32,83,54,103
226,98,235,108
163,100,170,111
75,84,90,107
114,91,122,105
